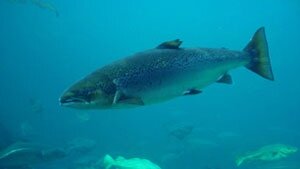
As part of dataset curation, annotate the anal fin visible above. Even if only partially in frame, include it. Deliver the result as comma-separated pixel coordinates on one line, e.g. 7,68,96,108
217,73,232,84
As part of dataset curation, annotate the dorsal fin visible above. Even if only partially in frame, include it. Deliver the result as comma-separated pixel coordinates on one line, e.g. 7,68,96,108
157,39,182,49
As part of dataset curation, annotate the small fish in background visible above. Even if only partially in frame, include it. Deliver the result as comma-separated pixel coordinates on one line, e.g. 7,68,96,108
236,144,298,167
59,27,274,110
103,154,161,169
7,0,59,17
0,142,66,168
168,124,194,140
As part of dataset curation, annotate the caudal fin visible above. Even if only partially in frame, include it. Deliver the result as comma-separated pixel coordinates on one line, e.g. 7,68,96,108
236,156,245,167
103,154,115,169
244,27,274,81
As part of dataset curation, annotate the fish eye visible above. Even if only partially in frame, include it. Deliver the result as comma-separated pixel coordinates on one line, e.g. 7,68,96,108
77,88,94,96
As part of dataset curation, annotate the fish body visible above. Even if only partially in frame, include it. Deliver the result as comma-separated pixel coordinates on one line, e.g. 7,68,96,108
59,27,274,109
103,154,161,169
236,144,298,167
0,142,66,168
112,48,248,103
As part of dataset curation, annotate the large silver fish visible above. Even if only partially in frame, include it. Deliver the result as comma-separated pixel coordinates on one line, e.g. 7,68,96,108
59,27,274,109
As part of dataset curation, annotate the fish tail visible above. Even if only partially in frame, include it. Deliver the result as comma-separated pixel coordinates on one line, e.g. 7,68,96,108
235,156,246,167
103,154,115,169
244,27,274,81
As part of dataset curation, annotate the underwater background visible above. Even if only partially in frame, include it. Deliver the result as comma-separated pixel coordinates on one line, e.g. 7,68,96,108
0,0,300,169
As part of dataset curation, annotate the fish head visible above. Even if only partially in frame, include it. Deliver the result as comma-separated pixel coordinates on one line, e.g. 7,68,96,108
281,145,298,154
59,79,111,109
272,144,298,157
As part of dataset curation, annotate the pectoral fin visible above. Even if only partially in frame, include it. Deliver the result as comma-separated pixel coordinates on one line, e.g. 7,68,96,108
113,90,122,104
217,73,232,84
183,89,202,95
113,91,144,105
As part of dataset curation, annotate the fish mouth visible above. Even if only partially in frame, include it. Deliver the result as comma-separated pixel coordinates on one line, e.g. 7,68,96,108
59,97,88,106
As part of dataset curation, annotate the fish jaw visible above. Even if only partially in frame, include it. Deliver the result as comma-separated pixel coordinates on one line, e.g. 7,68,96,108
59,90,94,109
59,94,112,109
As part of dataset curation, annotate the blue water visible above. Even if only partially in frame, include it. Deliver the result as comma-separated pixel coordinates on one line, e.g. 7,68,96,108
0,0,300,169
